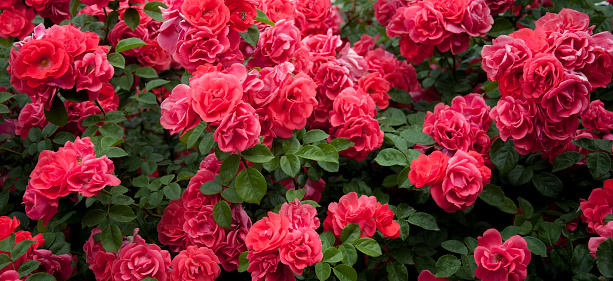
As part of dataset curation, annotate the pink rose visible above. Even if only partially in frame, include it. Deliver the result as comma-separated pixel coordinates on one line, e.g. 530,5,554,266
32,249,73,281
540,73,591,122
547,31,595,71
374,0,403,26
330,115,384,162
261,0,295,23
374,203,401,239
66,155,121,197
474,229,531,281
481,36,532,81
408,151,450,188
329,88,377,127
423,104,473,151
23,188,59,226
314,61,354,100
46,24,100,58
91,251,115,281
252,20,302,66
484,0,513,14
75,48,114,94
0,270,20,281
188,71,243,122
246,250,295,281
580,179,613,233
430,150,491,213
521,53,565,100
509,28,548,53
0,3,35,40
337,44,369,81
183,204,225,249
580,48,613,88
399,37,435,65
226,0,257,32
181,0,229,34
295,0,331,22
214,102,261,152
28,149,78,199
461,0,493,37
64,136,95,157
323,192,378,239
450,93,491,131
215,207,251,271
0,216,20,241
83,228,104,265
387,2,448,45
589,221,613,258
535,8,593,36
170,246,221,281
15,103,49,140
489,96,537,142
137,40,172,72
582,100,613,133
427,0,466,25
353,34,379,57
437,33,470,55
279,229,323,275
160,84,201,136
246,212,291,252
279,199,320,231
358,72,390,110
267,71,318,137
111,234,172,281
301,31,343,58
174,25,231,72
157,200,188,252
10,38,73,89
81,0,110,8
418,270,449,281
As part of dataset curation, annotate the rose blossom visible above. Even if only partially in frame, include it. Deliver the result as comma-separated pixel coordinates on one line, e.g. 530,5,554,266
423,104,473,151
547,31,595,70
174,25,231,72
520,53,565,100
111,234,171,281
358,72,391,110
137,40,172,72
247,250,295,281
157,200,188,252
399,38,435,65
540,73,591,122
15,103,49,139
28,148,78,199
226,0,257,32
245,212,291,252
481,36,532,81
535,8,593,35
323,192,378,239
91,251,115,281
279,229,323,275
461,0,494,37
0,3,35,40
279,199,320,231
450,93,491,131
183,204,225,249
430,150,491,213
0,216,19,241
267,71,318,136
74,48,114,95
329,88,377,127
214,102,261,152
427,0,466,25
170,246,221,281
418,270,449,281
252,19,302,66
330,115,384,162
408,151,450,188
387,2,448,45
160,84,201,136
0,270,20,281
23,188,59,226
581,48,613,89
374,203,401,238
32,249,73,281
509,28,548,53
485,0,513,14
66,155,121,197
10,38,73,89
188,71,243,122
489,96,537,141
474,229,531,281
582,100,613,133
181,0,229,33
215,207,251,271
588,221,613,258
314,61,354,100
580,179,613,233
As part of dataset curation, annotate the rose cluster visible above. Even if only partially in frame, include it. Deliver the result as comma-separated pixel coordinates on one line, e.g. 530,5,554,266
381,0,494,64
0,216,74,281
581,179,613,259
323,192,401,240
0,0,72,32
409,150,492,213
484,9,613,161
157,153,252,272
245,199,322,281
23,137,121,225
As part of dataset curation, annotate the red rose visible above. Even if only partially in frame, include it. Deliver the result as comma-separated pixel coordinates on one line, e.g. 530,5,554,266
66,155,121,197
0,270,20,281
137,40,172,72
23,188,59,226
450,93,491,131
279,229,323,275
474,229,531,281
521,53,565,100
46,24,100,58
157,200,188,252
484,0,514,14
374,0,403,26
90,251,115,281
181,0,230,34
268,71,318,136
540,73,590,122
252,19,302,66
358,72,391,110
174,26,231,73
330,115,384,161
0,216,19,241
160,84,201,136
75,48,114,94
580,179,613,232
427,0,466,25
15,103,49,140
582,100,613,133
184,204,226,250
374,203,401,239
399,37,435,65
489,96,537,141
28,149,77,199
260,0,295,23
423,104,473,151
11,38,73,89
581,48,613,88
188,71,243,123
246,212,290,252
323,192,378,239
329,87,377,127
408,151,450,188
418,270,449,281
32,249,73,281
0,3,35,40
170,246,221,281
509,28,548,53
481,35,532,81
214,102,262,152
497,66,523,99
112,235,171,281
226,0,256,32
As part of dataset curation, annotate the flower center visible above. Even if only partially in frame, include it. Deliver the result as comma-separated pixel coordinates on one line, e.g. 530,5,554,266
40,58,49,67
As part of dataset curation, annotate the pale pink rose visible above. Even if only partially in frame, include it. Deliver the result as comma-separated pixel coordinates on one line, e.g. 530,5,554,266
160,84,201,136
279,229,322,275
337,44,369,82
170,246,221,281
214,102,262,152
323,192,378,239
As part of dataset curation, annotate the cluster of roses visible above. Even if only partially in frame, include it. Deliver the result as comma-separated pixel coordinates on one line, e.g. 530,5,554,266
381,0,494,65
23,137,121,225
245,199,323,281
8,24,119,139
0,216,74,281
0,0,79,36
323,192,401,240
581,179,613,258
156,153,252,273
85,228,222,281
484,9,613,161
423,93,492,157
409,149,492,213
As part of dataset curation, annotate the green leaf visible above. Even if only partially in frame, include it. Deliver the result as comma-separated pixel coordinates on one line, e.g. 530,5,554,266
124,8,140,31
572,137,600,151
506,165,533,186
532,172,563,198
134,92,157,104
0,234,15,253
538,221,562,246
435,255,461,278
143,1,168,22
387,260,409,281
487,17,515,37
354,238,382,257
280,155,301,178
109,205,136,223
586,152,611,179
81,209,107,227
333,264,357,281
0,254,10,269
135,67,158,78
241,144,275,163
0,92,13,103
400,126,435,145
552,151,584,172
18,260,40,278
101,225,122,252
517,197,534,219
479,184,505,206
102,147,128,158
441,240,468,255
240,25,259,47
163,183,182,200
44,95,69,127
11,240,37,261
238,251,249,272
201,181,223,195
303,129,329,143
59,87,89,102
374,148,408,166
322,247,343,263
186,123,205,149
296,145,326,161
220,154,241,185
320,232,335,248
407,212,439,231
388,88,413,105
145,79,170,91
282,136,301,154
489,138,519,175
339,243,358,266
221,188,243,203
254,9,275,25
115,38,147,53
213,201,233,230
25,272,57,281
99,123,124,141
199,132,216,154
573,244,594,274
340,224,361,244
103,111,126,123
69,0,80,16
236,168,267,204
330,138,354,151
572,273,599,281
285,188,306,202
107,52,125,69
315,262,331,281
596,238,613,278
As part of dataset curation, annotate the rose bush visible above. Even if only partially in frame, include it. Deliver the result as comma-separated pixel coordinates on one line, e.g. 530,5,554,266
0,0,613,281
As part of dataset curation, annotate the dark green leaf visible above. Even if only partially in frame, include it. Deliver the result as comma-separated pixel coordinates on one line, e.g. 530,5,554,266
407,212,439,230
236,168,267,204
11,240,37,261
596,238,613,278
199,132,216,155
213,201,233,230
107,53,125,69
145,79,169,91
339,243,357,266
354,238,382,257
102,147,128,158
109,205,135,222
279,155,301,178
44,95,69,127
101,225,122,252
186,123,205,149
333,264,357,281
441,240,468,255
386,260,409,281
322,247,343,263
241,144,275,163
552,151,584,172
115,38,147,53
201,181,223,195
163,183,182,200
296,145,326,161
538,221,562,246
330,138,354,151
489,138,519,175
388,88,413,105
221,188,243,203
340,223,361,244
240,25,259,47
573,244,594,274
487,17,515,37
124,8,140,31
532,172,563,198
374,148,407,166
303,129,329,143
143,1,168,22
479,184,505,206
18,260,40,278
435,255,461,278
220,154,241,185
586,152,611,179
81,209,107,227
506,165,533,186
315,262,331,281
518,197,534,219
135,67,158,78
0,254,10,269
285,188,306,202
59,87,89,102
25,272,56,281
